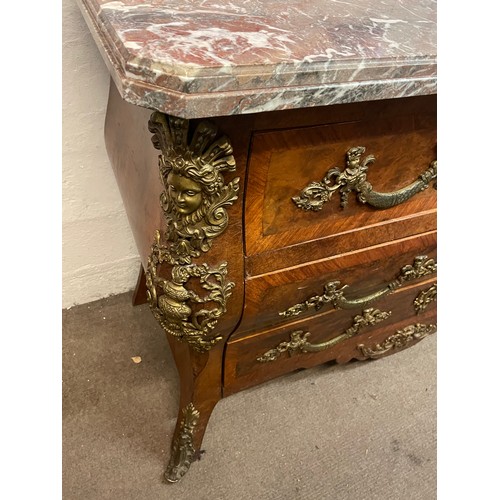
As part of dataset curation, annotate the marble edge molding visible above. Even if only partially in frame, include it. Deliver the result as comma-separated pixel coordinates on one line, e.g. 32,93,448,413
122,75,437,119
75,0,437,119
76,0,129,97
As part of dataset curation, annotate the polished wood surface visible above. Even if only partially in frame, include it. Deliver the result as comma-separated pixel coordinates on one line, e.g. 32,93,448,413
132,265,148,306
224,279,437,395
105,78,247,338
244,97,436,268
245,210,436,275
104,80,254,267
236,231,436,337
104,81,250,472
104,81,163,268
103,84,437,481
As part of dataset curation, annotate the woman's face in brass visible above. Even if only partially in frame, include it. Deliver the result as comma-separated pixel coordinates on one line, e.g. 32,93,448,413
167,172,203,215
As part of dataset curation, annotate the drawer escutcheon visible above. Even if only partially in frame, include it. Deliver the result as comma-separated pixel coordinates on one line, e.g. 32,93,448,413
292,146,436,212
258,308,391,362
280,255,436,319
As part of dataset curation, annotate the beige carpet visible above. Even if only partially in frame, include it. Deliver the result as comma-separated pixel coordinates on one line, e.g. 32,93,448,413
62,292,436,500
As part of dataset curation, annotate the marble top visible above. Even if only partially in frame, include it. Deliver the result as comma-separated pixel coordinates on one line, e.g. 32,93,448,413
77,0,437,119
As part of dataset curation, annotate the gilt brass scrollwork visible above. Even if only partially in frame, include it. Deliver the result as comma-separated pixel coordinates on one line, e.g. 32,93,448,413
148,113,240,265
293,146,437,212
258,308,391,362
280,255,436,319
357,323,436,358
146,231,234,352
414,283,437,314
165,403,200,483
145,114,240,352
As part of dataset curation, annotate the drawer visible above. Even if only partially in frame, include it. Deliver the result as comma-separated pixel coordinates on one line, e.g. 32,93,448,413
236,231,437,337
224,279,437,396
244,96,436,274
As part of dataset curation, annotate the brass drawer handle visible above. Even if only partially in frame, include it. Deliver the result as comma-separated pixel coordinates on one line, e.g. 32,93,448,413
357,323,436,358
292,146,437,212
258,308,391,362
280,255,436,319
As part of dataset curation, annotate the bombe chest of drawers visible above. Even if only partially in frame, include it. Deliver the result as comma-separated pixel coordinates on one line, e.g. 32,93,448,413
77,0,437,482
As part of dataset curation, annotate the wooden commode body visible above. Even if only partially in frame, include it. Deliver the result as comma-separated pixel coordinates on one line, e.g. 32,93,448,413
77,0,437,483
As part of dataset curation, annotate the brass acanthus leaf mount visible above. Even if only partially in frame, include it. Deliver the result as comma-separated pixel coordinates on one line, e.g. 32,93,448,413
280,255,436,319
414,283,437,314
258,308,391,362
145,114,240,352
165,403,200,483
148,113,240,265
357,323,437,358
146,231,235,352
293,146,437,212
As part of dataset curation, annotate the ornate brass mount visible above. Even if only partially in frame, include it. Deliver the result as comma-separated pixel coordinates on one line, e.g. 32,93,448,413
165,403,200,483
146,231,234,352
414,283,437,314
357,323,436,358
258,308,391,362
148,112,240,265
280,255,436,319
145,114,240,351
292,146,437,212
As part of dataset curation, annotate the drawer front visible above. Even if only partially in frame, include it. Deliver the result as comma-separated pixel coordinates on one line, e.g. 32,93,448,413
244,96,436,273
224,280,437,395
236,231,437,337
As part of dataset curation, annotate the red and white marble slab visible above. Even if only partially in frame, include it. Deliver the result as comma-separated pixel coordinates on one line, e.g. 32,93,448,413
76,0,436,118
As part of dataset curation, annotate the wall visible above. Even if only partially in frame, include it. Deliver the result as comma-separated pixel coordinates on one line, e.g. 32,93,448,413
62,0,140,308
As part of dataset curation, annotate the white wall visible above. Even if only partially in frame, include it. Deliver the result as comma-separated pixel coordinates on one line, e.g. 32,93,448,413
62,0,140,308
